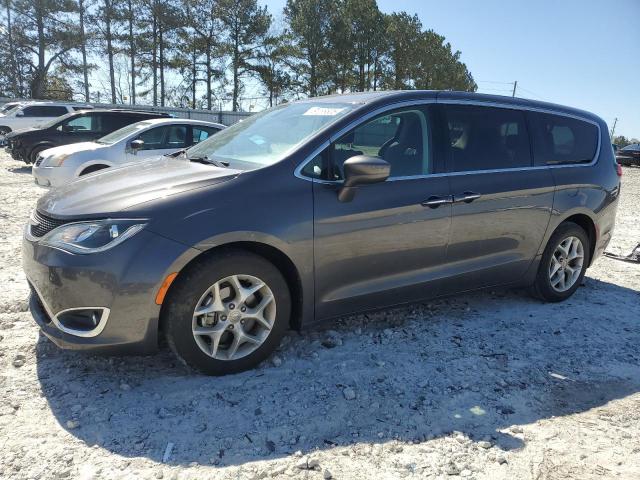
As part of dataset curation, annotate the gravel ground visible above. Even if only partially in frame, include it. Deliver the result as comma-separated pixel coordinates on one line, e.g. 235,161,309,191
0,152,639,480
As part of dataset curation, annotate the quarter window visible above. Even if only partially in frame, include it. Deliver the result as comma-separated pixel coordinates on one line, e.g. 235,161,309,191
444,105,532,172
528,112,598,165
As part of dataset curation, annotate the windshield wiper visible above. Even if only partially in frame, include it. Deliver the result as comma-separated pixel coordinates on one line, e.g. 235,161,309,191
188,155,230,168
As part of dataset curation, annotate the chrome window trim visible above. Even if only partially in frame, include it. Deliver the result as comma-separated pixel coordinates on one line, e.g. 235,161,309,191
28,279,110,338
294,98,602,184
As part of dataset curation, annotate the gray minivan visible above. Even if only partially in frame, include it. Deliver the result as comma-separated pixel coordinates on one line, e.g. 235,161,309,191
22,91,620,375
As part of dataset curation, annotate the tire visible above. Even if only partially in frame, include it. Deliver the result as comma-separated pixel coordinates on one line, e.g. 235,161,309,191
162,249,291,375
28,145,50,164
532,222,591,302
80,164,109,176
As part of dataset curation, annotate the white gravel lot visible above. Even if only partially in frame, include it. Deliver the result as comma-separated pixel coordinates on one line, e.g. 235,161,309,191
0,151,639,480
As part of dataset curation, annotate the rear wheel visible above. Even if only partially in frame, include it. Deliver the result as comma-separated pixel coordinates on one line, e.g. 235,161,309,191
532,222,590,302
163,250,290,375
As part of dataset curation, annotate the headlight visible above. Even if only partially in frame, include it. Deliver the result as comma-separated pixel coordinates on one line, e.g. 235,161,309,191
43,153,70,167
41,219,146,254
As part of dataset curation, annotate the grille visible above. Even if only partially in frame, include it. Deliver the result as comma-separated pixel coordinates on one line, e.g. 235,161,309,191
30,211,70,238
35,156,44,166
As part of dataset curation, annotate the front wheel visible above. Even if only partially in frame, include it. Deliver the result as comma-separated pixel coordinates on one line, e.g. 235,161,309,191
162,250,291,375
532,222,590,302
28,145,50,164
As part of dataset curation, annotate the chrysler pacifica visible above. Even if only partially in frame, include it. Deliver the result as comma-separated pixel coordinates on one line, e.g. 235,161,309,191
23,91,620,375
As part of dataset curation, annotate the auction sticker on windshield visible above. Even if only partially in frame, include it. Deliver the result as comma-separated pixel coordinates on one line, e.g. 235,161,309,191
303,107,346,116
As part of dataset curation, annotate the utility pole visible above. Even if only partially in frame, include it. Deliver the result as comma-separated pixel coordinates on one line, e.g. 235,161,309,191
610,118,618,139
512,81,518,97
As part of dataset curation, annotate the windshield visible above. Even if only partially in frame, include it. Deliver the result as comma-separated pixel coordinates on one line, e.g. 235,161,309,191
186,101,357,168
2,103,20,113
3,106,22,116
97,121,153,145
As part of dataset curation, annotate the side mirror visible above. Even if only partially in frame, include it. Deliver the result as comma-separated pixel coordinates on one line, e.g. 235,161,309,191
338,155,390,202
15,111,24,117
61,124,73,133
130,139,144,152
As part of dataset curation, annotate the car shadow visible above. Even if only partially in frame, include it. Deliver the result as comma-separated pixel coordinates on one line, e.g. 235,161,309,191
7,165,32,175
35,276,640,468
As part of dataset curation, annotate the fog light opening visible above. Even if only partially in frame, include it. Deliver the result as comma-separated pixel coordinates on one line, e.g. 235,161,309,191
54,308,110,337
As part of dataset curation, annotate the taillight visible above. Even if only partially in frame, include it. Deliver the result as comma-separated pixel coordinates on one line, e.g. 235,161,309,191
616,162,623,177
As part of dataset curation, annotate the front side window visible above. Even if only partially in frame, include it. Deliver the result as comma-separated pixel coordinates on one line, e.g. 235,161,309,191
134,125,187,150
444,105,532,172
58,114,102,133
528,112,598,165
186,101,356,169
303,107,432,181
137,126,167,150
165,125,187,148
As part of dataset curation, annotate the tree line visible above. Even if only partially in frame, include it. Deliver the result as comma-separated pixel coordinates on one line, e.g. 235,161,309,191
0,0,477,111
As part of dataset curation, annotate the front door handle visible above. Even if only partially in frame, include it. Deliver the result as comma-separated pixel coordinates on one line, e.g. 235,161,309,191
421,195,453,208
453,191,481,203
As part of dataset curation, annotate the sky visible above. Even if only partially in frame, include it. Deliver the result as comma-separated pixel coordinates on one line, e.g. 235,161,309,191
263,0,640,138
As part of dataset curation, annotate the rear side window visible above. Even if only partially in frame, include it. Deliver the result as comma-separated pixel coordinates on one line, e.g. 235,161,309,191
23,106,69,117
528,112,598,165
443,105,532,172
192,126,219,145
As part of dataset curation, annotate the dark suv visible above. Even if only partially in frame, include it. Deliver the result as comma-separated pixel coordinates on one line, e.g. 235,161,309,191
6,109,171,163
22,91,620,375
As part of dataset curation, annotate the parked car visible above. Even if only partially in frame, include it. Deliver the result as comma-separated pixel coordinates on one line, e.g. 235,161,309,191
5,109,171,164
23,91,620,375
32,118,225,187
616,143,640,166
0,101,93,139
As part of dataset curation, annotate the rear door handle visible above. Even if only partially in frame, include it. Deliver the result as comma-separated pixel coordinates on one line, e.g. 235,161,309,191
453,191,481,203
421,195,453,208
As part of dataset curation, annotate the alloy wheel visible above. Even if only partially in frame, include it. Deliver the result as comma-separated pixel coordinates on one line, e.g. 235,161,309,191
191,274,276,360
548,236,584,292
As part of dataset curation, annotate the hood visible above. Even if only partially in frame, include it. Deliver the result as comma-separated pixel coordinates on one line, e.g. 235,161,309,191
6,127,39,139
37,156,240,217
41,142,107,157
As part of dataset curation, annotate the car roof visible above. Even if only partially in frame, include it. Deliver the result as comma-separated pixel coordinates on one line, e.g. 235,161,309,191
70,108,170,116
20,101,92,107
297,90,602,123
139,118,226,128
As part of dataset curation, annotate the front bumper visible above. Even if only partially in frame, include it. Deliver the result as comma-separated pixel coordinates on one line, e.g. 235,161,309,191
32,165,74,188
23,228,199,354
5,141,25,161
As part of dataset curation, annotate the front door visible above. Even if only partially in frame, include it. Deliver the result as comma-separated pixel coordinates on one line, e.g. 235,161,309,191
438,104,554,294
309,105,453,319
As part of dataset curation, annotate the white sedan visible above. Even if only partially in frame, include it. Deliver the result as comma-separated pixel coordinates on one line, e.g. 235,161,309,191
32,118,225,188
